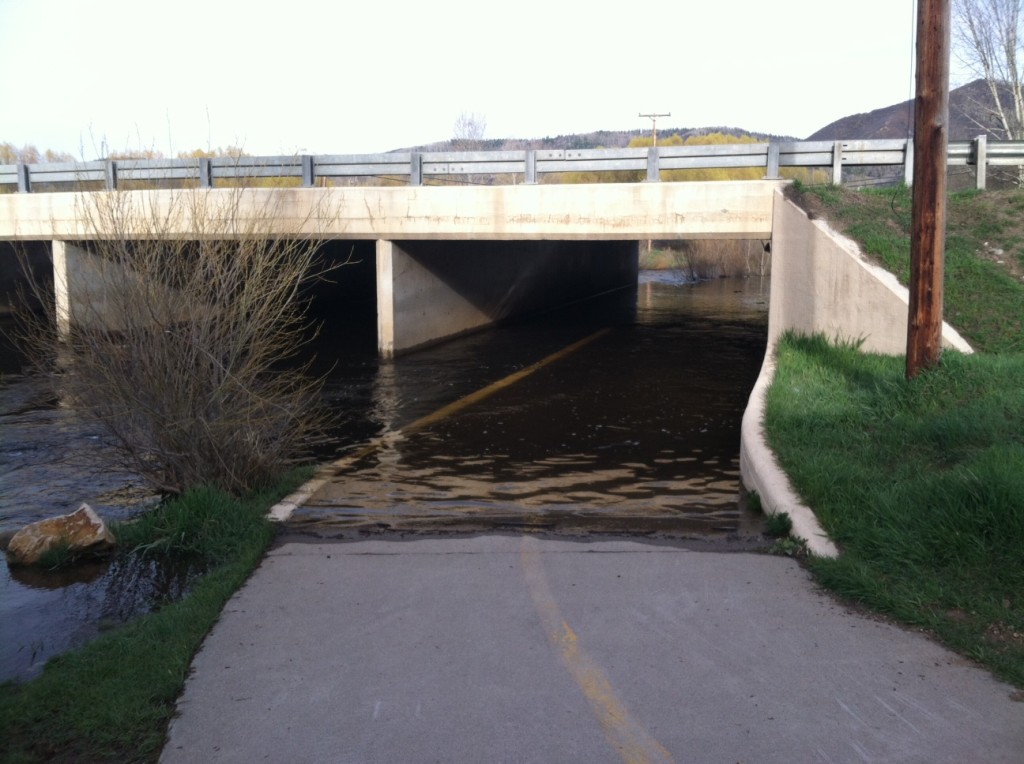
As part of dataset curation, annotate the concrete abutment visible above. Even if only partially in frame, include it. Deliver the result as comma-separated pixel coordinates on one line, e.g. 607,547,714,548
376,239,639,357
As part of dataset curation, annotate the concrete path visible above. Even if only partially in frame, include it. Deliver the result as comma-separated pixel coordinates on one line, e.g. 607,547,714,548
161,536,1022,764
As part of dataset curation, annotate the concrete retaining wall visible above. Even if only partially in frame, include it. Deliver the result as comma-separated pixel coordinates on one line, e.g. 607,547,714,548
739,191,973,557
767,194,973,354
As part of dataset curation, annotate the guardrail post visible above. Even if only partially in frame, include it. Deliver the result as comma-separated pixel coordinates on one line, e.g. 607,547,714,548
105,160,118,190
199,158,213,188
525,150,537,184
765,143,781,180
903,139,914,186
831,141,843,185
17,164,31,193
410,152,423,186
973,135,987,190
646,147,660,182
301,155,315,188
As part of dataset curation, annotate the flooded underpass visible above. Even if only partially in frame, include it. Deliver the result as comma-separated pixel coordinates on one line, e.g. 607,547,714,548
1,267,769,682
293,272,770,536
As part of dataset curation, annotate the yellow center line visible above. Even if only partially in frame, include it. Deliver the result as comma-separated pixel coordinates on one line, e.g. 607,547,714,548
396,327,611,436
519,536,676,764
270,328,611,521
329,327,611,470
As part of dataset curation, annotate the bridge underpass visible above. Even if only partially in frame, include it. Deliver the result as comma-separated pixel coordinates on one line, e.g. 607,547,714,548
0,180,776,352
1,179,970,545
374,238,639,356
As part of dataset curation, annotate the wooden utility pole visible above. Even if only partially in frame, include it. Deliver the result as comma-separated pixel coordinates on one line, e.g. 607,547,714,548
907,0,950,379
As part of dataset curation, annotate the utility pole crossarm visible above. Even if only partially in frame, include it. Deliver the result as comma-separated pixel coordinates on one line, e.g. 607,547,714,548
639,112,671,146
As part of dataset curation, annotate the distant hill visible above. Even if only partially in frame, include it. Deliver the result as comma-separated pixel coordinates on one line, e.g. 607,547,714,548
399,79,1015,154
808,79,1011,141
399,126,797,153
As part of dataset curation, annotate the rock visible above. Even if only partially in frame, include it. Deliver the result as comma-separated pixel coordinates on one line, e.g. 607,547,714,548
6,504,117,566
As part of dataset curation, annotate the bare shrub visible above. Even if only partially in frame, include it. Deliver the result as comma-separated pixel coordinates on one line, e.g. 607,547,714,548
17,187,338,496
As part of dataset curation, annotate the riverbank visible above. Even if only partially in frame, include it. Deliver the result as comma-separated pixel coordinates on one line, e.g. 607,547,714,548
0,479,304,763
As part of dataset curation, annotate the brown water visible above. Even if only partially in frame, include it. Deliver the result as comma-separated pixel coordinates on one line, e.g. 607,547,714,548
0,271,768,682
295,273,770,534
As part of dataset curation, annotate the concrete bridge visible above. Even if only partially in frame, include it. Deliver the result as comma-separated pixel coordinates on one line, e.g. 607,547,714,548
0,136,1015,357
0,173,976,554
0,174,971,359
0,180,774,356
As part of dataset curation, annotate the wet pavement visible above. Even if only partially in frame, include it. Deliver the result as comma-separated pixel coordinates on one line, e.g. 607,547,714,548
161,536,1024,764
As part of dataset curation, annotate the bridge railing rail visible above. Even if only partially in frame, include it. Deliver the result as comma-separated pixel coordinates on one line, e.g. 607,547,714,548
2,137,1019,193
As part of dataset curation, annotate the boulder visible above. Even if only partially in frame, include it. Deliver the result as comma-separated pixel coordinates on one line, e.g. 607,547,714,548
6,504,117,566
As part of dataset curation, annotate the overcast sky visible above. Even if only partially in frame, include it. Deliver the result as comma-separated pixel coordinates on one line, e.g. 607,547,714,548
0,0,967,159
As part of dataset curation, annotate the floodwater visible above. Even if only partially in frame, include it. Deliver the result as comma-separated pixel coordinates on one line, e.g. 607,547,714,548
296,272,770,534
0,270,768,682
0,318,175,682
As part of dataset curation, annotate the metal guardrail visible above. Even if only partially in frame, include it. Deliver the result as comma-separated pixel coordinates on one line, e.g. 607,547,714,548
1,137,1020,192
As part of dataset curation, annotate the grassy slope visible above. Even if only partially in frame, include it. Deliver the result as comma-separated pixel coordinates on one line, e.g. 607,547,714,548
794,184,1024,353
768,185,1024,687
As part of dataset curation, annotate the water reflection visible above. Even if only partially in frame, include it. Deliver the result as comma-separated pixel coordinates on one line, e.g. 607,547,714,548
2,554,203,683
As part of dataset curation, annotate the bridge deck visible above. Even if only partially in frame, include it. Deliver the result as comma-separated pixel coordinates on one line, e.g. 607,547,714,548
0,181,779,242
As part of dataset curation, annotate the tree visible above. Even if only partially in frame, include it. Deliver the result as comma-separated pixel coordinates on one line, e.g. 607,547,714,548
954,1,1024,153
451,112,487,151
43,149,75,163
17,185,337,496
177,146,248,160
553,132,785,184
0,142,41,164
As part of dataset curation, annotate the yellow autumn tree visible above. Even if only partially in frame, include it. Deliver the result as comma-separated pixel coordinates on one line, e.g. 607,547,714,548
657,133,764,182
551,132,765,184
0,143,41,164
176,146,301,188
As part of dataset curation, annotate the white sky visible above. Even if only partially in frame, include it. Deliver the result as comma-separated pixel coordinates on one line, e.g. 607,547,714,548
0,0,965,159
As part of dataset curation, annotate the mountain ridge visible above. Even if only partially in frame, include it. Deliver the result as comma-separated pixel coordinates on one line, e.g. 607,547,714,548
808,79,1012,141
400,79,1014,153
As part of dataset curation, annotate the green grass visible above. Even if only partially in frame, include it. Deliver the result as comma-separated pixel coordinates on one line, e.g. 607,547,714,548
766,333,1024,687
792,184,1024,353
769,185,1024,687
0,473,309,764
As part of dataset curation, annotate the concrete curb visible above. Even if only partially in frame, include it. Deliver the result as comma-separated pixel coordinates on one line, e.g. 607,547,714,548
267,464,341,522
740,346,840,558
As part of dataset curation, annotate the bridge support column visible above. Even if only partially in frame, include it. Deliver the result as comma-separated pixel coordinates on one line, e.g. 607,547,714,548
375,239,639,358
53,240,97,338
53,240,150,338
375,239,489,358
52,240,198,339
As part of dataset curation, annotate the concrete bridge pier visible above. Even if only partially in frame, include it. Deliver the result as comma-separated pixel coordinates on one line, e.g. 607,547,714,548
53,240,107,337
51,240,209,339
375,239,639,357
